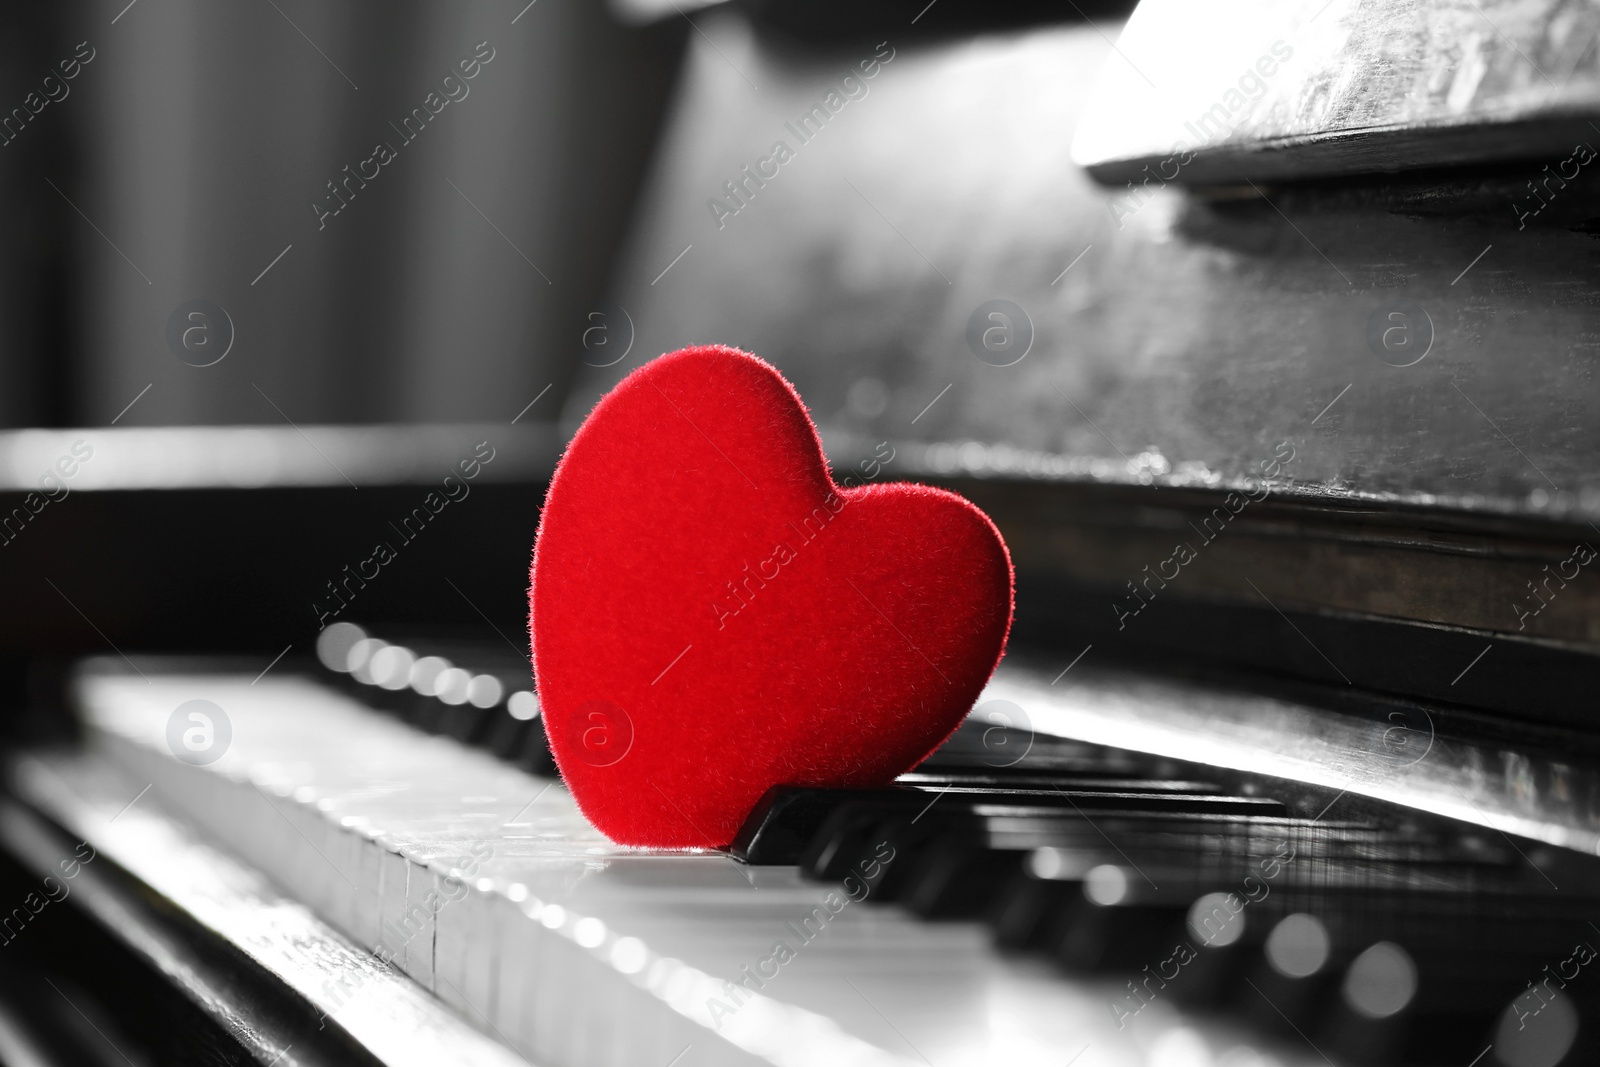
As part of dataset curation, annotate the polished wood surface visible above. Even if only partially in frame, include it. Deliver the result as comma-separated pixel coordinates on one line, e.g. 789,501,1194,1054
1074,0,1600,183
584,16,1600,525
556,13,1600,681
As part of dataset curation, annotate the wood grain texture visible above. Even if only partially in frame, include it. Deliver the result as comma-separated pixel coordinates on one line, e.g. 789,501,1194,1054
1073,0,1600,182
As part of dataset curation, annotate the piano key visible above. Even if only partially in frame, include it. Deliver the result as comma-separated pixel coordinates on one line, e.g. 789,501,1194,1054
734,765,1261,866
482,702,535,760
435,703,493,745
69,664,1348,1067
313,628,555,775
797,791,1291,873
67,652,1600,1067
897,838,1027,919
732,786,925,866
1234,913,1340,1037
894,770,1227,793
1197,895,1600,1067
1048,891,1191,974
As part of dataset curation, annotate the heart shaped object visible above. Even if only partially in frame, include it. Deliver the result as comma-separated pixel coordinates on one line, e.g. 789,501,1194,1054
530,346,1013,847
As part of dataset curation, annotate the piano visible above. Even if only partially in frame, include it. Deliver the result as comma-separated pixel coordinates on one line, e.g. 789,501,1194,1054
1,1,1599,1065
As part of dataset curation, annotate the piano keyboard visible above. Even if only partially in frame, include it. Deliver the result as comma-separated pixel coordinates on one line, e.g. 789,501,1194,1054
47,642,1600,1067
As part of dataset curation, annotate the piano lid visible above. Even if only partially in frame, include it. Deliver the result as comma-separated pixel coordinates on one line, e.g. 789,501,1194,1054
1072,0,1600,184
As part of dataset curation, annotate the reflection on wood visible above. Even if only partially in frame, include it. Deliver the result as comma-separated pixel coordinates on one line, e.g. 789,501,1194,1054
1074,0,1600,182
589,16,1600,531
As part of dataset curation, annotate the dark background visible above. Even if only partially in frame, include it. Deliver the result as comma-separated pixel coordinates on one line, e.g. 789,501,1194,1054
0,0,1111,431
0,0,687,428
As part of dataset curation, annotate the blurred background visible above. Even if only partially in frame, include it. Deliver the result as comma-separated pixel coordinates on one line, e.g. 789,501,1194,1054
0,0,689,428
0,0,1152,684
0,0,1109,430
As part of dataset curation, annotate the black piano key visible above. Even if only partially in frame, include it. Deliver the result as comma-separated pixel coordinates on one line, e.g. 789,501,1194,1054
517,716,558,776
409,694,446,733
864,815,982,903
1477,986,1596,1067
435,703,492,744
1050,892,1192,973
801,801,1303,916
737,769,1278,865
899,838,1027,919
483,703,532,759
732,786,920,865
1232,911,1343,1036
1193,895,1600,1066
795,786,1289,870
1165,930,1259,1011
311,626,562,777
901,821,1290,921
480,691,556,774
798,801,903,882
984,825,1543,979
1315,940,1435,1066
895,770,1226,793
990,870,1078,949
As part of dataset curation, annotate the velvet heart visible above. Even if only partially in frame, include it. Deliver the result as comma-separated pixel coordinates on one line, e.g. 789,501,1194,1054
530,346,1013,848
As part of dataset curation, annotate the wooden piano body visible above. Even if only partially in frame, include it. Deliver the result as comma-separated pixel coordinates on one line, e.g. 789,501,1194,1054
1,1,1599,1065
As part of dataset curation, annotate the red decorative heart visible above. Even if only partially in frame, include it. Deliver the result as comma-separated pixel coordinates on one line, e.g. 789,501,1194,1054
530,346,1013,848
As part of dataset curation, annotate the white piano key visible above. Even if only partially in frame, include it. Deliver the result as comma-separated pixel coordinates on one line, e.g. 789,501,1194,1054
71,668,1323,1067
403,850,437,990
5,750,533,1067
435,865,498,1021
379,847,415,970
